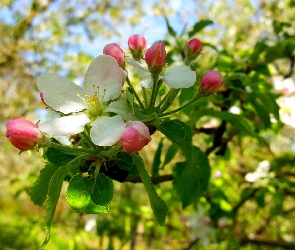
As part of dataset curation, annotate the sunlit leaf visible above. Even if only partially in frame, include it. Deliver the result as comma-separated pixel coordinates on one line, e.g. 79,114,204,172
29,164,59,206
132,154,168,225
66,173,113,214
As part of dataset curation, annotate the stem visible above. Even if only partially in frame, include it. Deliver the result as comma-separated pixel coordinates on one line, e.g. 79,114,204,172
148,75,160,108
159,91,205,117
157,89,172,109
158,88,181,113
126,77,144,108
81,129,97,151
142,87,148,108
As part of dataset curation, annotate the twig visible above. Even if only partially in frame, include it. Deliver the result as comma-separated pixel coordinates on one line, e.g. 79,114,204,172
125,174,173,185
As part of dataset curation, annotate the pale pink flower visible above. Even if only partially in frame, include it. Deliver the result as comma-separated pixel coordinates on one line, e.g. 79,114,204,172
6,118,41,151
119,121,152,153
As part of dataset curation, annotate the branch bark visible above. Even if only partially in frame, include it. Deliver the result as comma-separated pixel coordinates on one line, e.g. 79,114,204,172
125,174,174,185
240,237,295,249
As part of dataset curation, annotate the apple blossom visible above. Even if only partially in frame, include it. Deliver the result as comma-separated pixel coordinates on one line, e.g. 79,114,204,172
119,121,152,153
103,43,125,68
126,58,196,89
200,70,223,94
37,55,129,146
6,118,42,151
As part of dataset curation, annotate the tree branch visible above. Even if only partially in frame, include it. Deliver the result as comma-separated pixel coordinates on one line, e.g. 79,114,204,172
240,237,295,249
232,188,258,213
125,174,174,185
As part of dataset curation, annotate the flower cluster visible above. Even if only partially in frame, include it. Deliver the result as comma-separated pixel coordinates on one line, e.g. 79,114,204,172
5,33,224,245
6,35,223,155
6,35,223,236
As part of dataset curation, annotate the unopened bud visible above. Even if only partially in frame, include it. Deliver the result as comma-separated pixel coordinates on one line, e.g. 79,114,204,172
184,38,202,65
200,70,223,94
119,121,152,153
103,43,125,68
145,41,166,73
128,34,147,61
6,118,42,151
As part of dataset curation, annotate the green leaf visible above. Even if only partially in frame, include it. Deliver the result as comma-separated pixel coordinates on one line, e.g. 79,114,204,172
41,165,70,248
188,20,213,37
162,143,178,169
165,17,177,37
176,121,193,159
46,147,76,166
29,164,59,206
114,152,134,171
152,138,164,177
247,92,271,128
134,107,159,122
173,147,211,208
250,40,267,65
132,154,168,225
158,120,186,144
66,173,113,214
255,189,265,208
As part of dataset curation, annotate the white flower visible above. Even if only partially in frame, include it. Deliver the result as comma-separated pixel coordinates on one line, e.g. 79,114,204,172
37,55,129,146
187,206,215,246
126,58,196,89
244,160,270,183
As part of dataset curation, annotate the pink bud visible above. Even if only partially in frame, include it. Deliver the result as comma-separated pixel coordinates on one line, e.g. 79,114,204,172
145,41,166,71
200,70,223,94
128,34,147,60
184,38,202,65
187,38,202,55
119,121,152,153
6,118,42,151
103,43,125,68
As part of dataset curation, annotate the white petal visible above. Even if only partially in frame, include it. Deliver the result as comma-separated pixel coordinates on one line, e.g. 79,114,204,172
37,73,86,114
105,100,135,121
126,58,149,72
39,113,90,136
84,55,127,103
139,74,153,88
163,65,196,89
90,115,126,146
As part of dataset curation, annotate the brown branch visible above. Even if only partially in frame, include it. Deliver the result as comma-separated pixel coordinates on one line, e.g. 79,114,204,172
125,174,174,185
232,188,258,213
240,237,295,249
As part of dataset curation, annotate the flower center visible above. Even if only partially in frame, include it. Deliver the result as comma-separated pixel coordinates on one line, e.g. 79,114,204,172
77,84,108,120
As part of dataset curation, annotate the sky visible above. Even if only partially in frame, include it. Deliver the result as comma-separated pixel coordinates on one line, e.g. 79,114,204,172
80,0,198,56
